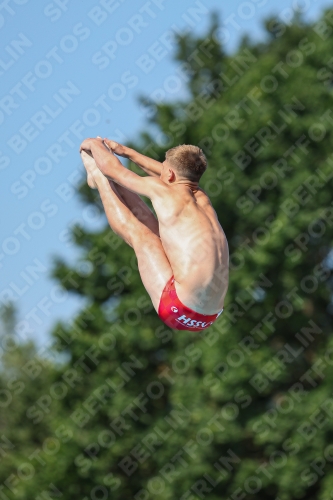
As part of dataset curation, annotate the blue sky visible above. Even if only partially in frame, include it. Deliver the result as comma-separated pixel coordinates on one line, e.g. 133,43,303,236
1,0,333,345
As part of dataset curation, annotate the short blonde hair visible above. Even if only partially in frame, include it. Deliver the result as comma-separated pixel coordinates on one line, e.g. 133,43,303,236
165,144,207,182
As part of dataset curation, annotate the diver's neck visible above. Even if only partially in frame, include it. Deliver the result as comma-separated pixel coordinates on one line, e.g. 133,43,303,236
171,179,199,190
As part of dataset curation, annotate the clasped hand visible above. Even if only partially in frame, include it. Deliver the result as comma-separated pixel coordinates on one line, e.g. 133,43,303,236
80,137,126,156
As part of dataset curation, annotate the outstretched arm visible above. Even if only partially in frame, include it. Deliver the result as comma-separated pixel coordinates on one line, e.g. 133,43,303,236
80,138,165,199
103,139,163,177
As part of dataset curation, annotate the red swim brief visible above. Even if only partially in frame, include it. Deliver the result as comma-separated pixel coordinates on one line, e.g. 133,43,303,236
158,276,223,331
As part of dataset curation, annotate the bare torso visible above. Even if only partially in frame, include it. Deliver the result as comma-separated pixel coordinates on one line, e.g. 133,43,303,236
152,184,229,314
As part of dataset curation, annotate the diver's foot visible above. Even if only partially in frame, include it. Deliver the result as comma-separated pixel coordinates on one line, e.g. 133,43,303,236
80,150,105,190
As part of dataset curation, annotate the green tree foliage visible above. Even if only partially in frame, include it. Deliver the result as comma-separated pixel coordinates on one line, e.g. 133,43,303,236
0,305,58,499
2,9,333,500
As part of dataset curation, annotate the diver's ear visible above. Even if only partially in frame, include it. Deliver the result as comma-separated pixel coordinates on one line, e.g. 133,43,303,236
168,169,176,182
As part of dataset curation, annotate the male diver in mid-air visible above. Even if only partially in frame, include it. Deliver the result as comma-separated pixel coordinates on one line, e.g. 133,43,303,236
80,137,229,331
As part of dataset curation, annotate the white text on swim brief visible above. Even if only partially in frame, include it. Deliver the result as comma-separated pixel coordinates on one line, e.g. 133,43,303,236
176,314,214,328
